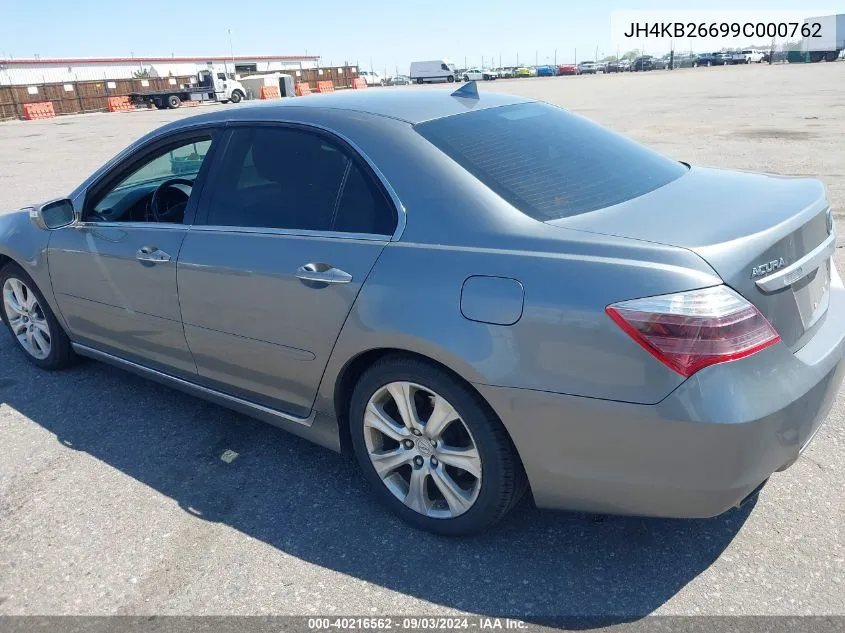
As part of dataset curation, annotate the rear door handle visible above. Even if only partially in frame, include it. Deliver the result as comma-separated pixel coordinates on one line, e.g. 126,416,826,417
136,246,171,263
296,263,353,284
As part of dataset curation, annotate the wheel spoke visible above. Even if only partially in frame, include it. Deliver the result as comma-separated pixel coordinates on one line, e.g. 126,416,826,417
3,286,24,316
25,328,36,352
436,445,481,479
404,468,430,514
23,289,37,311
430,466,473,515
364,402,409,442
370,446,413,478
8,316,26,335
10,279,28,310
32,329,50,355
387,382,420,430
31,319,50,336
424,394,458,440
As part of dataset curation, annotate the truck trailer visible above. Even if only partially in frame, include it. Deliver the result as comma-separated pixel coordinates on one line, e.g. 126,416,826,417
802,14,845,62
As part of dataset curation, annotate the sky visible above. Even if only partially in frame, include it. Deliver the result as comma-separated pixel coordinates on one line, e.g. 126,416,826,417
1,0,841,72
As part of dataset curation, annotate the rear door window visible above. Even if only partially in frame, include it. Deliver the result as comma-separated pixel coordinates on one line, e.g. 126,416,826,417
415,102,687,221
202,126,396,235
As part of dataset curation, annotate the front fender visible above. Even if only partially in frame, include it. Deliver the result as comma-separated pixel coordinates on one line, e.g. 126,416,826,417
0,209,67,331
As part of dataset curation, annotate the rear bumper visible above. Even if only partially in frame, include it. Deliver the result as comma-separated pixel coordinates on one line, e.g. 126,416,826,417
478,263,845,518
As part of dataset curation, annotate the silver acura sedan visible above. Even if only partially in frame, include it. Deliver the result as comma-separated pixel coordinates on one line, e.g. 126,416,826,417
2,88,843,535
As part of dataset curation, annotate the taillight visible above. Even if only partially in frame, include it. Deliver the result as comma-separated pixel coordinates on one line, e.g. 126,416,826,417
606,285,780,377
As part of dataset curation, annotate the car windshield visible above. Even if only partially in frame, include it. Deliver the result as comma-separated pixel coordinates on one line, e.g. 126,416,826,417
415,102,687,221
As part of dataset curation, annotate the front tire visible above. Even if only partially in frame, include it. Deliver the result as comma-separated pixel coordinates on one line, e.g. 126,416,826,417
167,94,181,109
229,90,243,103
416,78,424,85
349,355,525,536
1,263,75,370
447,75,454,83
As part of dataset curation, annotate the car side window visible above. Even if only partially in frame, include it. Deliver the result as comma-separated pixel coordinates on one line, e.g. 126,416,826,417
441,64,449,71
204,126,396,235
90,137,212,224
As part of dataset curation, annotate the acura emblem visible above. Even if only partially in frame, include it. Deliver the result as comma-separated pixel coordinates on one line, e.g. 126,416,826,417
751,257,785,278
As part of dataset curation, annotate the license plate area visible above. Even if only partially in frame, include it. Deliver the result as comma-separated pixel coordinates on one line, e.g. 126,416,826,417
794,259,831,329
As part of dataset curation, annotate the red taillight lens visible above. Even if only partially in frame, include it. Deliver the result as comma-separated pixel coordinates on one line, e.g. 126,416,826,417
606,285,781,377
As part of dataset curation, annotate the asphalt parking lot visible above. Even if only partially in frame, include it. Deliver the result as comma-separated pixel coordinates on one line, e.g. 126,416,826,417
0,63,843,620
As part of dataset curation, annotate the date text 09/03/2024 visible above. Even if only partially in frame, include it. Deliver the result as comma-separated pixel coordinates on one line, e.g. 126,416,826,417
622,21,822,39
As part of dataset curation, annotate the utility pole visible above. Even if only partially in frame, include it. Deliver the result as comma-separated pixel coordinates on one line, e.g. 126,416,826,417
535,50,538,66
227,28,235,75
574,48,577,64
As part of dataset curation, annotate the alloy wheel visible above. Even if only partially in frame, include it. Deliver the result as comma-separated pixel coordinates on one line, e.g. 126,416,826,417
363,381,482,519
3,278,51,360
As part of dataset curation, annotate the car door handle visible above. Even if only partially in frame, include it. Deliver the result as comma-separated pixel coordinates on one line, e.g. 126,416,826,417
136,246,171,263
295,263,353,284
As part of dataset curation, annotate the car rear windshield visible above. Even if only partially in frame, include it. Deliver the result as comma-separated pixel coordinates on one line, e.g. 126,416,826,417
415,102,687,221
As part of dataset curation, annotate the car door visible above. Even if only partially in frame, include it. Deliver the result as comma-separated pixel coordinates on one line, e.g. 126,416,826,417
177,123,399,418
48,129,218,376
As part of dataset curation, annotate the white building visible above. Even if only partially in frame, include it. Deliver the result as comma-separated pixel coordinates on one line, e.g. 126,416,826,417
0,55,322,86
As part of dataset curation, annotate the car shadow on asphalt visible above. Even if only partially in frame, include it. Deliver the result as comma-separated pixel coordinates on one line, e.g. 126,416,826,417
0,337,755,627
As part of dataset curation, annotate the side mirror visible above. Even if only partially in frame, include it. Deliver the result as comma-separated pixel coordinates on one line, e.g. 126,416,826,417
30,199,75,230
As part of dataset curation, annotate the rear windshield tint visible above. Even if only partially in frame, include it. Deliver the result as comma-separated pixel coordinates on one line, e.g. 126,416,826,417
415,102,687,221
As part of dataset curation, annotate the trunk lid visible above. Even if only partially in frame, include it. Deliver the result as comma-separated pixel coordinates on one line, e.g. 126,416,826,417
549,166,835,349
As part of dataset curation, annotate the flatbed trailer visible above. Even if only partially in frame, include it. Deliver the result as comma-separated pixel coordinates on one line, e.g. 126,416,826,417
129,88,218,110
129,69,246,109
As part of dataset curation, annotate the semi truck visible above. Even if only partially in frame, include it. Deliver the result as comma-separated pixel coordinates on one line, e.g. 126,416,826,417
130,70,246,109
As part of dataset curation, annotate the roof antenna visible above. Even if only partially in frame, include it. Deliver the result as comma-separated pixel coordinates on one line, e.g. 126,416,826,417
451,80,479,99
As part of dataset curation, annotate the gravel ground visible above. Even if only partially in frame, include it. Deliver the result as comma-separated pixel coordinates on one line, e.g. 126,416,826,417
0,62,843,621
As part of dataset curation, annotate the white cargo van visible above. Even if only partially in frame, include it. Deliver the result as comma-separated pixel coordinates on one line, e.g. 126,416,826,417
409,59,457,84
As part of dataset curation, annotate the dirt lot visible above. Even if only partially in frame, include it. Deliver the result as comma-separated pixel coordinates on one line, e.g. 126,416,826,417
1,62,843,620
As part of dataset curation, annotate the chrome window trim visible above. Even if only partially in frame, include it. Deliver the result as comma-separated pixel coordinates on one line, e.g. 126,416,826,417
72,221,188,231
190,225,389,241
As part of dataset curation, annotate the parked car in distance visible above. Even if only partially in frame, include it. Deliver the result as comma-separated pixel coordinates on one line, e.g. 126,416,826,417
740,49,765,63
618,59,632,71
386,75,411,86
557,64,579,75
358,70,384,86
577,61,598,74
652,55,668,70
603,60,622,73
672,52,697,68
495,67,515,78
410,59,457,84
463,68,497,81
514,66,532,77
536,65,555,77
2,90,842,536
632,56,655,71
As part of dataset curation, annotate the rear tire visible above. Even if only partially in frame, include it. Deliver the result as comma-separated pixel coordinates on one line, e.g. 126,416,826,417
1,263,75,371
167,94,181,109
416,78,424,85
349,355,526,536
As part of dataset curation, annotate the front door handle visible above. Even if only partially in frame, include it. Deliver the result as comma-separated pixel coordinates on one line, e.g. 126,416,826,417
136,246,171,263
295,263,353,285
